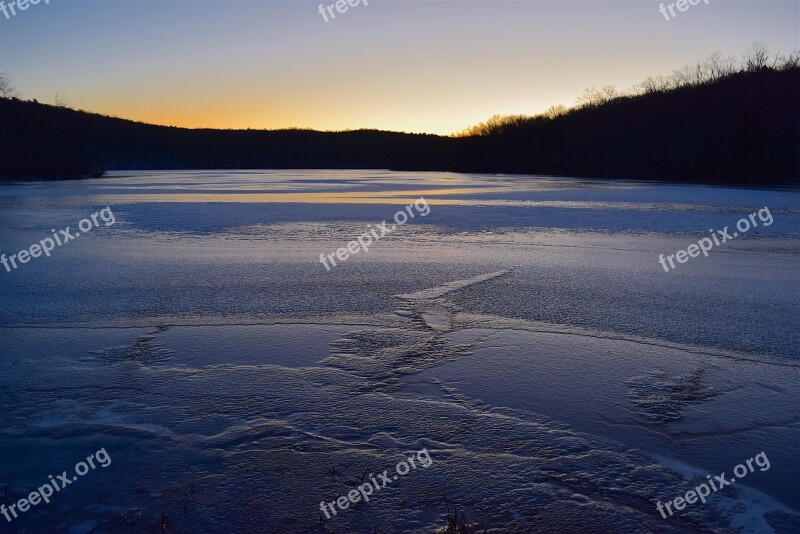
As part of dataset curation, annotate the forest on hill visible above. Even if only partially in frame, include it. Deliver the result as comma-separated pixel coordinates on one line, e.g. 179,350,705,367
1,46,798,184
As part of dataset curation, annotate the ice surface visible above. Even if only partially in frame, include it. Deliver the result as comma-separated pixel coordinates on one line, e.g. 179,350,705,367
1,171,798,532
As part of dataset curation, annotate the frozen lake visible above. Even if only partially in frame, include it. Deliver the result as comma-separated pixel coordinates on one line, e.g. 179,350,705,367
1,170,799,532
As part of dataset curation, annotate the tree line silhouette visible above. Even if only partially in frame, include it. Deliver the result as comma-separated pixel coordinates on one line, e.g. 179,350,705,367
1,45,798,184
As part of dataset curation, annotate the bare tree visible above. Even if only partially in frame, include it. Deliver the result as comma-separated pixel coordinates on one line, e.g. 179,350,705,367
780,50,800,71
55,94,69,108
627,84,643,97
543,104,568,119
692,60,711,85
575,86,603,107
743,42,770,72
0,72,19,99
706,51,727,81
639,75,674,94
720,54,738,77
599,85,619,103
668,65,693,88
639,77,657,94
456,114,531,137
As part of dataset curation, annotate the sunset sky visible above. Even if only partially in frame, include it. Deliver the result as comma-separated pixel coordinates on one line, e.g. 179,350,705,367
1,0,797,135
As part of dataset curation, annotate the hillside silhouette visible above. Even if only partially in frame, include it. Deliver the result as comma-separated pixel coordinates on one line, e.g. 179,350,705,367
1,47,798,185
